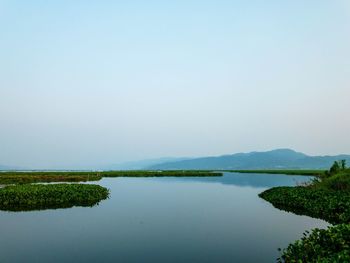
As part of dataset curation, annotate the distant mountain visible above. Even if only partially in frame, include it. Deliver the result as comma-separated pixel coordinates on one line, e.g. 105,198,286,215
147,149,350,170
103,157,190,170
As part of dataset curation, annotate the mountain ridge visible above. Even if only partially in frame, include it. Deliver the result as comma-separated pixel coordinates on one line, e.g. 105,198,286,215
147,149,350,170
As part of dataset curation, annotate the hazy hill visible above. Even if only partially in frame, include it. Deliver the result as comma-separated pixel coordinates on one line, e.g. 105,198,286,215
102,157,190,170
148,149,350,170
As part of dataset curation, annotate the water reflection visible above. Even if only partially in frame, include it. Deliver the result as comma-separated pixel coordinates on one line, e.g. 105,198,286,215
151,172,314,188
0,173,327,263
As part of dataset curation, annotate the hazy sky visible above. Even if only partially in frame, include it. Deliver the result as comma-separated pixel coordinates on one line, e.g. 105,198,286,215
1,1,349,169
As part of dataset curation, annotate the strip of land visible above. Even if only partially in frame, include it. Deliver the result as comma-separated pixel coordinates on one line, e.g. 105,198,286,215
0,170,222,185
227,169,325,176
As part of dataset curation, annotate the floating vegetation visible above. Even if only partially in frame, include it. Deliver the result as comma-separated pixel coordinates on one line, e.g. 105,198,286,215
0,170,221,212
0,184,109,212
259,186,350,224
278,224,350,263
259,163,350,262
0,170,222,184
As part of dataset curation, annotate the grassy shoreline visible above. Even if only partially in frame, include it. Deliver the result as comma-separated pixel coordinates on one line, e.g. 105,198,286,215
259,164,350,262
227,169,325,176
0,169,322,185
0,170,223,185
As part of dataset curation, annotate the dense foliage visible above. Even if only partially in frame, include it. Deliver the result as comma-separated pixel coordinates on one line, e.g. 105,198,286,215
0,170,222,184
326,160,348,176
278,224,350,263
319,169,350,191
0,184,109,211
259,161,350,262
259,186,350,224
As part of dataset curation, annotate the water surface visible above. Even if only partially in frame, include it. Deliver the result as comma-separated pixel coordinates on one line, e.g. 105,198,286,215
0,173,328,263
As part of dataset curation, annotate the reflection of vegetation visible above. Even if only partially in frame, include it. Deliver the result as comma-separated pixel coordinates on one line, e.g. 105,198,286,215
259,161,350,262
0,184,109,212
229,170,325,176
0,170,222,185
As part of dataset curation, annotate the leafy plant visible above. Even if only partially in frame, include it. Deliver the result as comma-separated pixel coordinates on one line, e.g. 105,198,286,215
0,184,109,211
259,165,350,262
278,224,350,263
259,186,350,224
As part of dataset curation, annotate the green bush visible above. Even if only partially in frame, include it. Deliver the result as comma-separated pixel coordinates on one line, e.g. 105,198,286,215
319,170,350,191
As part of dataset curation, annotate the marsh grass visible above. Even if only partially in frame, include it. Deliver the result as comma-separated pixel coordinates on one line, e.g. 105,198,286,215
100,170,222,177
228,169,325,176
0,172,102,184
0,170,222,185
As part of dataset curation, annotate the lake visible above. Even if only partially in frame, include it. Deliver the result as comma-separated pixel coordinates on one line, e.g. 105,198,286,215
0,172,329,263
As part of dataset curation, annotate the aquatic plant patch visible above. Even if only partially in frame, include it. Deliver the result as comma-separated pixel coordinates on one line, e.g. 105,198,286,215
0,184,109,211
259,186,350,224
277,224,350,263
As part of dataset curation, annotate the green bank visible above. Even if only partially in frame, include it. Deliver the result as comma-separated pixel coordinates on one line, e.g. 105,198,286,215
229,169,325,176
0,170,222,185
259,161,350,262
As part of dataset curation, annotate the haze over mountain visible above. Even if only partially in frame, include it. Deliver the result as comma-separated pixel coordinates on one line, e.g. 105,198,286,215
147,149,350,170
102,157,190,170
1,149,349,171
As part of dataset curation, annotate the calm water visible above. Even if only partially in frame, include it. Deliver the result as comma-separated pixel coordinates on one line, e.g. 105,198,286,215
0,173,328,263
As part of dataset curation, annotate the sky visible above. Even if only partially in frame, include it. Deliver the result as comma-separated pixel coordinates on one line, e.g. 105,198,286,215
0,0,349,169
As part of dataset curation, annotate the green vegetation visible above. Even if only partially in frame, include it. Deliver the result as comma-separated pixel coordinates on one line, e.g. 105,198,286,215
259,186,350,224
101,170,222,177
0,170,221,212
278,224,350,263
0,184,109,211
0,170,222,185
0,171,102,185
259,161,350,262
229,169,325,176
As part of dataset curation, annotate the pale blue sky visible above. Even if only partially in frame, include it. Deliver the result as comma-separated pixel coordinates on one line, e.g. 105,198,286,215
0,1,349,169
